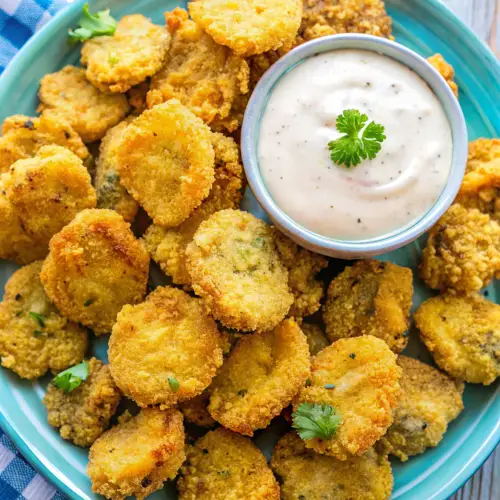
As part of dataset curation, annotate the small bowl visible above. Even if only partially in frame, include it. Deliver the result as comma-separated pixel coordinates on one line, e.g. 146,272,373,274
241,34,468,259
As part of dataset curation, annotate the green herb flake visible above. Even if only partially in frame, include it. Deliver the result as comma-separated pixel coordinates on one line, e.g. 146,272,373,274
251,237,265,249
29,311,45,328
33,330,44,337
84,298,94,307
168,376,180,393
52,361,89,393
237,389,247,397
305,379,312,387
349,353,356,359
324,383,335,390
68,3,117,45
292,402,341,441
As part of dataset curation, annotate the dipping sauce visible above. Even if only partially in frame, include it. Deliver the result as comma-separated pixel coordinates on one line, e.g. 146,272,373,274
258,49,453,240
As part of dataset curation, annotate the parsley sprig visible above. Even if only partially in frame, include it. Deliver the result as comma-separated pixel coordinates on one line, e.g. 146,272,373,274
52,362,89,393
292,403,341,440
68,4,117,45
328,109,386,168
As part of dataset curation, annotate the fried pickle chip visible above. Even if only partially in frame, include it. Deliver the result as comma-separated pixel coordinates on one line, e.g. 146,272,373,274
40,209,149,334
377,356,464,461
0,114,89,174
427,54,458,97
208,319,310,435
177,428,280,500
415,294,500,385
274,230,328,318
43,357,121,447
294,335,401,459
81,14,170,94
466,138,500,174
88,407,185,500
143,132,244,287
186,209,293,331
147,8,250,126
323,260,413,353
271,432,393,500
116,100,215,228
38,66,130,143
301,322,329,355
189,0,302,57
109,286,223,408
94,118,139,222
0,261,88,379
420,204,500,293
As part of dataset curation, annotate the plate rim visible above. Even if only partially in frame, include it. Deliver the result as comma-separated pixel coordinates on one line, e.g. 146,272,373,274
0,0,499,499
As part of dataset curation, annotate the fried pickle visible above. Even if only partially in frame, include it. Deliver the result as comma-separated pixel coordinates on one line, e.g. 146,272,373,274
43,357,121,447
294,335,401,459
420,204,500,293
0,261,88,379
466,138,500,174
427,54,458,97
38,66,130,143
40,209,149,334
301,322,329,355
88,407,185,500
177,428,280,500
271,432,393,500
116,100,215,228
323,260,413,353
186,209,293,331
415,294,500,385
377,355,464,461
189,0,302,57
81,14,170,93
147,8,250,127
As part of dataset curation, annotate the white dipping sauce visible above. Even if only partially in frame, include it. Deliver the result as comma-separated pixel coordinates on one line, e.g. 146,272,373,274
258,49,453,240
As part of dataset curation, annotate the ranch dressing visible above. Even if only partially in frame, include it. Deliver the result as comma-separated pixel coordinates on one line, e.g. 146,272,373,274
258,49,453,240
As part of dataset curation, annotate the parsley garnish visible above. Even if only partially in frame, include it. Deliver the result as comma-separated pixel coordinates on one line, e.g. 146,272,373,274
168,376,180,393
52,362,89,393
68,4,117,45
292,403,341,440
328,109,386,168
84,298,94,307
29,312,45,328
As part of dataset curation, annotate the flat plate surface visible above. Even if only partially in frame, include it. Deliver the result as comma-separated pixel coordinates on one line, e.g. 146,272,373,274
0,1,499,499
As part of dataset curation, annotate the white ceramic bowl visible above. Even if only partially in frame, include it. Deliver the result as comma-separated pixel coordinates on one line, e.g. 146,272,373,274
241,34,468,258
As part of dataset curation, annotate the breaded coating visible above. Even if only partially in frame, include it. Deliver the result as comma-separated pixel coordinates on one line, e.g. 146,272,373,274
2,144,96,247
127,80,150,114
109,286,223,408
147,8,250,127
81,14,170,94
466,138,500,174
143,133,244,287
116,100,215,228
187,209,293,331
40,209,149,334
38,66,130,143
294,335,401,459
94,118,138,222
88,407,185,500
427,54,458,97
177,428,280,500
209,319,310,435
414,294,500,385
301,322,329,355
0,114,89,174
0,262,88,379
274,230,328,318
300,0,392,42
271,432,393,500
377,356,464,461
43,357,121,447
210,91,251,133
420,204,500,293
323,260,413,353
189,0,302,57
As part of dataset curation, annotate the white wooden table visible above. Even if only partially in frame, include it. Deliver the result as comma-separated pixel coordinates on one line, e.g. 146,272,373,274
440,1,499,499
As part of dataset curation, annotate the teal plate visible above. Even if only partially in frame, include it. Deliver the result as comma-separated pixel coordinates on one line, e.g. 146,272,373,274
0,0,499,499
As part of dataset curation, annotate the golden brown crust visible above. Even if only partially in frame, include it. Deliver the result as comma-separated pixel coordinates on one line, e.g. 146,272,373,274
209,319,310,435
427,54,458,97
414,294,500,385
271,432,393,500
88,407,185,500
116,100,215,228
377,356,464,461
294,335,401,459
177,428,280,500
466,138,500,174
40,209,149,334
38,66,130,143
323,260,413,353
0,262,88,379
81,14,170,93
43,357,121,447
420,204,500,293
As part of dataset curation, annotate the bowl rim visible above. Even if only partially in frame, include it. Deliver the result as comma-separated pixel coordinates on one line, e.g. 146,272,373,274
241,33,468,257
